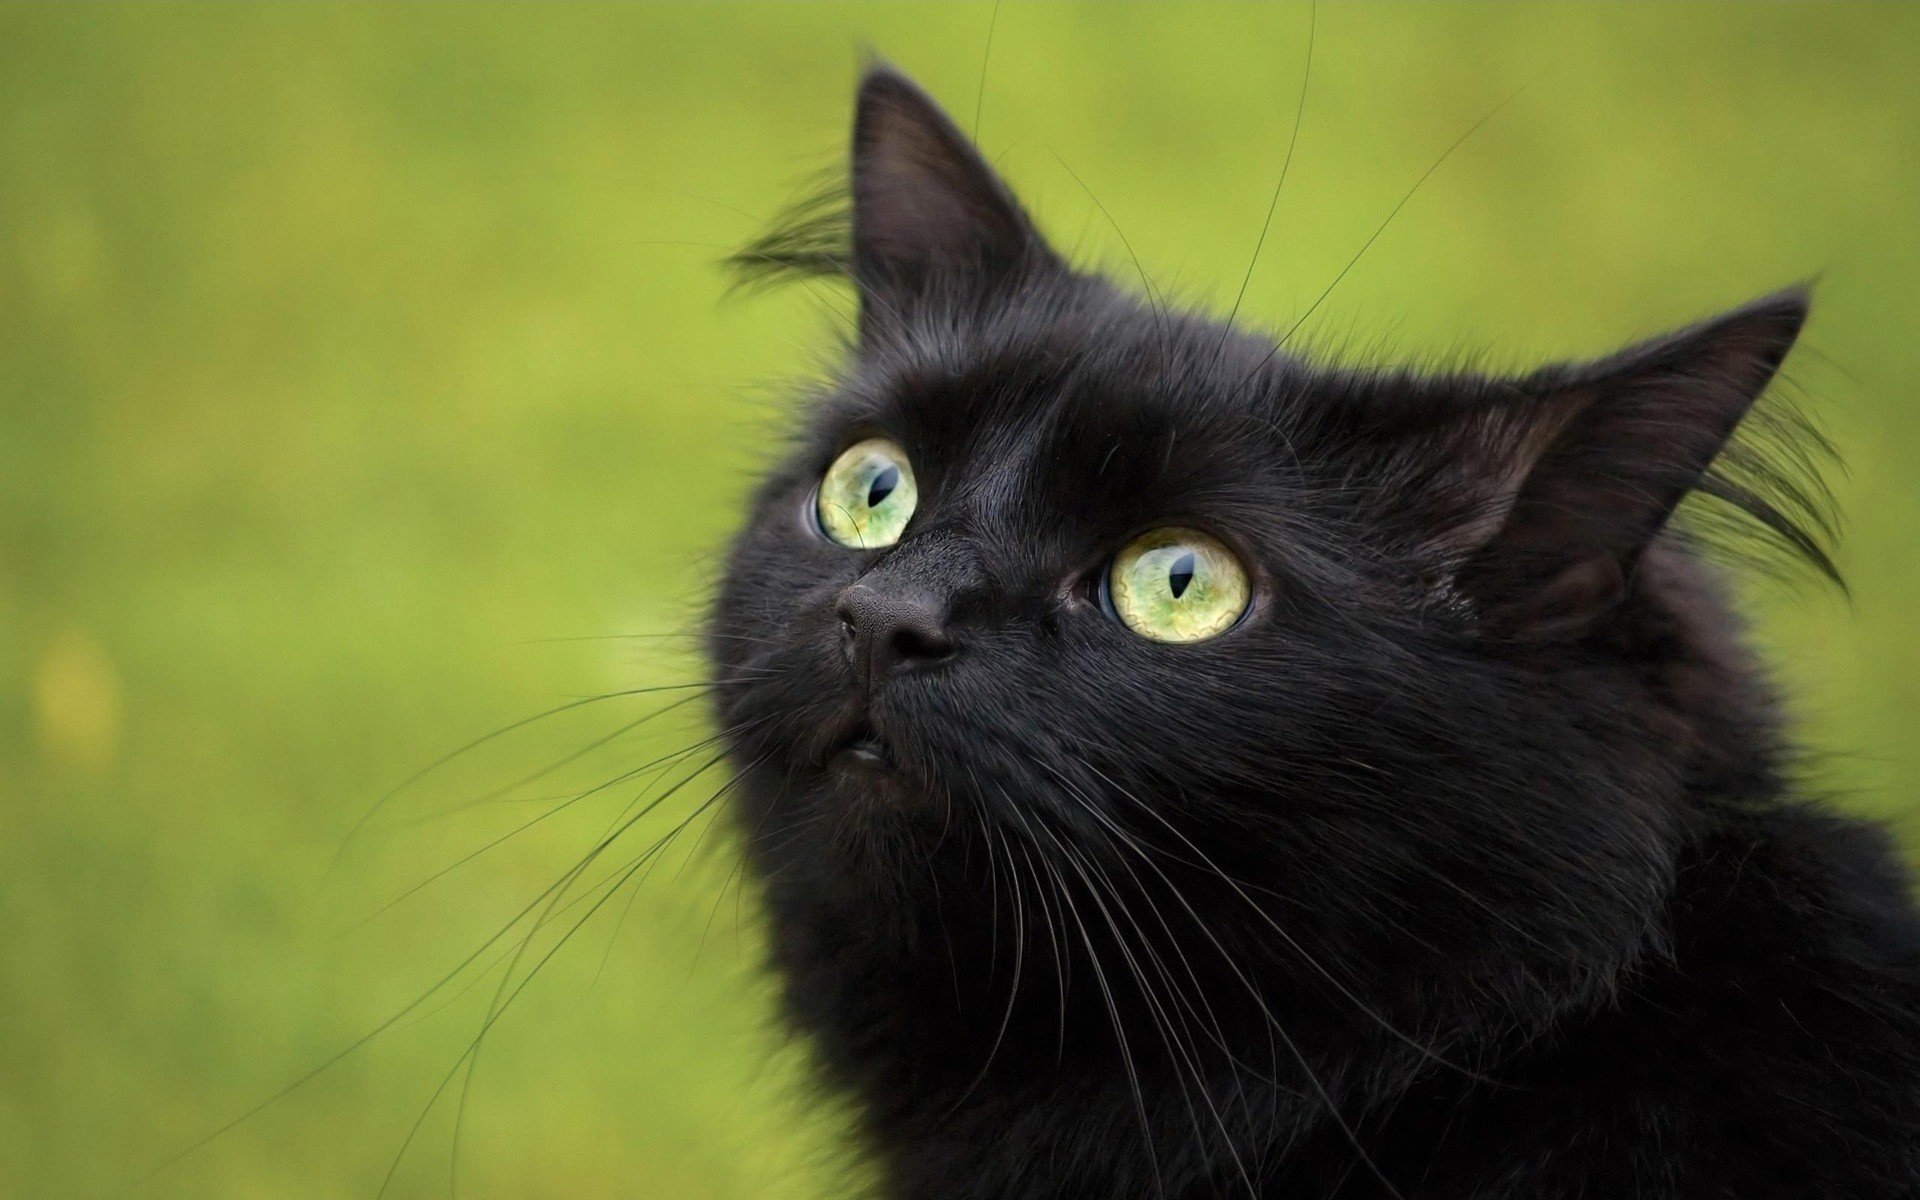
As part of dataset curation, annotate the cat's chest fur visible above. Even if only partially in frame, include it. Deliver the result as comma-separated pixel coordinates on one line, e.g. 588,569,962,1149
758,809,1920,1200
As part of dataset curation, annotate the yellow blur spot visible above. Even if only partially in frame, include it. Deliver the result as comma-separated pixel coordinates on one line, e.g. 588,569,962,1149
31,628,124,773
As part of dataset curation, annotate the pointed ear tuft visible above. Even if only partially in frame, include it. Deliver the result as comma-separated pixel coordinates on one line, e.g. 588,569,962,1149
1455,287,1811,638
850,65,1056,331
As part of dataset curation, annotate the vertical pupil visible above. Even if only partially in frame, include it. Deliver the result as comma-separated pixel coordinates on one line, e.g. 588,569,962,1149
866,464,899,508
1166,550,1196,599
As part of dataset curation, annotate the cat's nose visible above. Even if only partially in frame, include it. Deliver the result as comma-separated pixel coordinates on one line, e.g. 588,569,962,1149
836,584,956,682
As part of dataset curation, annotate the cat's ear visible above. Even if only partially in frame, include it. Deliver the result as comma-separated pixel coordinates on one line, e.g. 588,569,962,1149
850,65,1059,338
1440,289,1809,639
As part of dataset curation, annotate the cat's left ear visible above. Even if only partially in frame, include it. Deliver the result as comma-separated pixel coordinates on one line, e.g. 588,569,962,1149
850,65,1061,339
1438,289,1809,639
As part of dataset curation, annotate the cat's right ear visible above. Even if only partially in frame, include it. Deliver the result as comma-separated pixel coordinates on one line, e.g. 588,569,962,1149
850,65,1060,340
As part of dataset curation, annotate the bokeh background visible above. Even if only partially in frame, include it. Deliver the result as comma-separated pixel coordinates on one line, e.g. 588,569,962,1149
4,3,1918,1197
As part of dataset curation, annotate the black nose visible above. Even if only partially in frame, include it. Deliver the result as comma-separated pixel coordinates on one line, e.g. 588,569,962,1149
837,584,955,682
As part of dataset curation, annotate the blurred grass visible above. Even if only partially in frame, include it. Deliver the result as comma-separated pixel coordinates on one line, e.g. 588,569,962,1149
1,3,1917,1198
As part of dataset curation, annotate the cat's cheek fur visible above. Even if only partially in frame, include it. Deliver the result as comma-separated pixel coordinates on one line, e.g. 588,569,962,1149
703,65,1920,1200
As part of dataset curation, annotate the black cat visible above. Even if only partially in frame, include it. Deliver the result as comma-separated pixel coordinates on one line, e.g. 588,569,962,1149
707,67,1920,1199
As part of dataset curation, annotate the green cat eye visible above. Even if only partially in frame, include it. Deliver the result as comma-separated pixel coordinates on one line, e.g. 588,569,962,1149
817,437,918,549
1108,527,1250,644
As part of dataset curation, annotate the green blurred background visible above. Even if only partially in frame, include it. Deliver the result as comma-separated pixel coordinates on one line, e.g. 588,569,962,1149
3,3,1917,1197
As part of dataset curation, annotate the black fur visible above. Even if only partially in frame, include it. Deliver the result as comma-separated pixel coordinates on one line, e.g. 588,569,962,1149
708,67,1920,1199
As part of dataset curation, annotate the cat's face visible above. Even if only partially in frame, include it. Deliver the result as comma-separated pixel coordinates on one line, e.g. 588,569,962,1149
725,324,1328,871
709,68,1818,1026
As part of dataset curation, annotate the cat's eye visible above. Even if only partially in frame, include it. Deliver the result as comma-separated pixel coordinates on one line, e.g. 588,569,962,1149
1107,527,1250,644
817,437,919,549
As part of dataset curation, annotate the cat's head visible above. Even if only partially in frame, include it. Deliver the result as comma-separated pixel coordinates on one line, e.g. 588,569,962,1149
709,68,1831,1037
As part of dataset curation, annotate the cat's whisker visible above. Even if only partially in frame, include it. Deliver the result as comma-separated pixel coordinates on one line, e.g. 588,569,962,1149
959,805,1064,1100
682,775,796,980
1083,758,1508,1096
1082,824,1407,1200
1235,74,1536,401
420,687,717,821
344,716,768,932
1213,0,1316,364
1004,799,1170,1199
325,681,715,876
435,752,761,1199
1041,764,1287,1091
1051,150,1176,353
1010,834,1072,1064
1039,762,1302,1149
372,851,663,1198
1005,789,1262,1194
970,0,1003,142
527,630,786,650
128,742,750,1194
1038,808,1263,1198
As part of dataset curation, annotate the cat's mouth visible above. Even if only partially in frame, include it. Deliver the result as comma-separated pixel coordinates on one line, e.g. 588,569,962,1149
819,709,900,775
839,734,893,769
829,721,895,772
